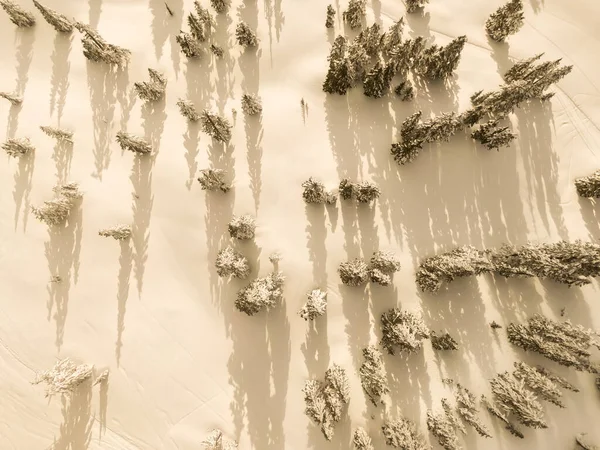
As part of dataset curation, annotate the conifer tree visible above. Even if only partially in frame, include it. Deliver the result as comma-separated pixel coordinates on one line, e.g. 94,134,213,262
382,18,404,55
210,43,224,58
241,93,262,115
359,345,389,406
40,126,73,143
338,259,370,286
512,361,565,408
382,418,431,449
323,37,354,95
347,40,370,83
471,119,516,151
575,170,600,199
388,37,426,76
201,429,238,449
200,110,232,142
302,177,337,204
342,0,366,30
177,98,200,121
485,0,524,42
417,36,467,80
338,179,381,204
431,332,459,350
31,183,82,226
32,358,93,397
32,0,72,32
116,131,152,155
325,4,335,28
0,0,35,27
0,91,22,105
134,68,167,102
534,365,578,392
405,0,429,14
303,364,350,440
299,289,328,321
209,0,230,14
189,1,213,42
381,308,430,355
394,80,414,101
356,23,382,57
480,395,524,438
236,22,258,47
2,137,35,158
454,385,492,438
368,250,401,286
176,31,203,58
363,61,394,98
99,225,132,241
74,22,130,66
503,53,573,100
228,215,256,240
198,168,231,193
215,247,250,279
353,428,374,450
507,314,600,373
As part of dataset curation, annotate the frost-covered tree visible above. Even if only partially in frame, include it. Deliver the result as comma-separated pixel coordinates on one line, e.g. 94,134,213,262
363,61,394,98
507,314,600,373
342,0,366,29
394,80,415,101
215,247,250,279
417,36,467,80
235,270,284,315
382,418,431,449
198,168,231,193
210,0,230,14
381,308,430,355
575,170,600,199
460,82,531,126
426,410,460,450
98,225,132,241
303,364,350,440
454,385,492,438
241,93,262,115
0,91,22,105
347,39,370,83
471,119,516,151
356,23,382,57
369,251,401,286
325,4,335,28
388,37,426,76
188,2,213,42
228,215,256,240
490,372,547,429
116,131,152,155
236,21,258,47
176,31,203,58
481,395,524,438
40,126,73,143
503,54,573,100
32,0,72,32
338,259,370,286
431,332,459,351
31,182,82,226
201,429,238,450
338,179,381,204
177,98,200,121
405,0,428,13
416,246,492,293
485,0,524,42
210,43,224,58
74,22,130,66
32,358,93,398
534,365,578,392
353,428,374,450
0,0,35,27
382,17,404,55
323,36,354,95
512,361,565,407
134,68,167,102
359,345,389,406
2,137,35,158
201,110,232,142
302,177,337,204
299,289,328,321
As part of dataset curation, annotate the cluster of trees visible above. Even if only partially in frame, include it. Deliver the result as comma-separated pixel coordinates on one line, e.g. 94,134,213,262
116,131,152,155
32,358,108,398
198,168,232,193
74,21,131,66
302,177,382,206
31,182,82,226
339,251,401,287
201,429,238,450
98,225,132,241
134,69,167,102
485,0,524,42
3,124,73,159
416,240,600,293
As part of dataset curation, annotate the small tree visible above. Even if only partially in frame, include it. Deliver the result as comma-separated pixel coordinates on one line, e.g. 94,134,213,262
0,91,22,105
188,2,213,42
0,0,35,27
201,429,238,450
342,0,366,29
177,98,200,121
74,22,130,66
454,385,492,438
394,80,414,101
176,31,203,58
32,358,93,398
369,251,400,286
325,4,335,28
210,43,224,58
416,36,467,80
431,332,459,351
31,182,82,226
40,126,74,143
299,289,328,321
210,0,230,13
198,168,231,193
485,0,524,42
426,410,460,450
382,17,404,54
381,308,430,355
359,345,389,406
201,110,232,143
490,372,547,429
338,179,381,204
215,247,250,279
236,22,258,47
302,177,337,204
241,93,262,115
405,0,428,13
382,418,431,449
2,137,35,158
471,119,516,151
134,68,167,102
512,361,565,408
575,170,600,199
32,0,72,32
98,225,132,241
338,259,370,286
228,215,256,240
303,364,350,440
353,428,374,450
116,131,152,155
235,270,284,315
576,434,599,450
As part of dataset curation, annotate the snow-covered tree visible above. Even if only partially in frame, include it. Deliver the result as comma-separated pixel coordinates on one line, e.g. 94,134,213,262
381,308,430,355
369,251,401,286
74,22,130,66
454,385,492,438
485,0,524,42
416,36,467,80
382,418,431,449
575,170,600,199
198,168,231,193
98,225,132,241
431,332,459,351
0,0,35,27
2,137,35,158
353,428,374,450
241,93,262,115
31,182,82,226
32,358,93,397
325,5,335,28
236,21,258,47
40,126,73,143
359,345,389,406
176,31,203,58
134,68,167,102
302,177,337,204
228,215,256,240
471,119,516,151
426,409,460,450
201,110,232,142
33,0,72,32
342,0,366,29
339,259,370,286
299,289,328,321
116,131,152,155
215,247,250,279
0,91,22,105
235,270,284,315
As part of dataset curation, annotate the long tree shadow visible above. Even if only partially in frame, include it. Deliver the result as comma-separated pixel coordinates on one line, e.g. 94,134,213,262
52,139,74,184
305,204,328,287
301,313,330,377
12,151,35,231
214,12,235,113
49,32,72,124
98,375,109,438
130,155,153,298
45,201,84,352
244,106,263,213
166,0,184,77
115,240,133,366
51,381,93,450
